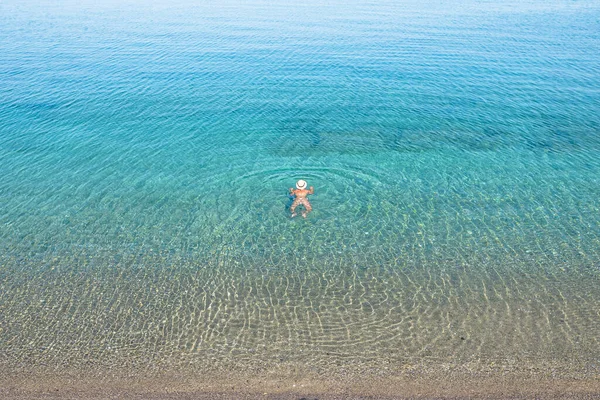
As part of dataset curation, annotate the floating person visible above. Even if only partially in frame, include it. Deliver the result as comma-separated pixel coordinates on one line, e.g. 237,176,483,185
289,179,314,218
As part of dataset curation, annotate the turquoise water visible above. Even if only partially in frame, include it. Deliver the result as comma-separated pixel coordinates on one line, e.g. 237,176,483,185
1,0,600,378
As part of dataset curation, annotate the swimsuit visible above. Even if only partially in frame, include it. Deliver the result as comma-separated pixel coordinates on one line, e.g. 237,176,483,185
291,196,312,211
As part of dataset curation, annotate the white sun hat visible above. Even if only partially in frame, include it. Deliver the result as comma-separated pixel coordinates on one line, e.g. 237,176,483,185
296,179,307,189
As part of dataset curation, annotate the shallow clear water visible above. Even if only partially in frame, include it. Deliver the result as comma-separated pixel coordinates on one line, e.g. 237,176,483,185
1,0,600,378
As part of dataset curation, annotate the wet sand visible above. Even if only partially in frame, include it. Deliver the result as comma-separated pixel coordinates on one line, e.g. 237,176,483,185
2,368,600,399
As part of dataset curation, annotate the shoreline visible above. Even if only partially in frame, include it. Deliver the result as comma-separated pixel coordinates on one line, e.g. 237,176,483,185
3,368,600,399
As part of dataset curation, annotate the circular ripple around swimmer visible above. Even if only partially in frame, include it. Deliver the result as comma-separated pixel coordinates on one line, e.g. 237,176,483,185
193,154,397,224
204,158,391,202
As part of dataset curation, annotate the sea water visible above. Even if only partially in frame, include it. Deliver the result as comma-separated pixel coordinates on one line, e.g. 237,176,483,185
1,0,599,378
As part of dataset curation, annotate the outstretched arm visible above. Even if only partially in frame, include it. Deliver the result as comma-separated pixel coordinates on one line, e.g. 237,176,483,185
309,186,314,194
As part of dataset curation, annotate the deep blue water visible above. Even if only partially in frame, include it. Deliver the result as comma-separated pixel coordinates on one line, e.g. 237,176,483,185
1,0,599,378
